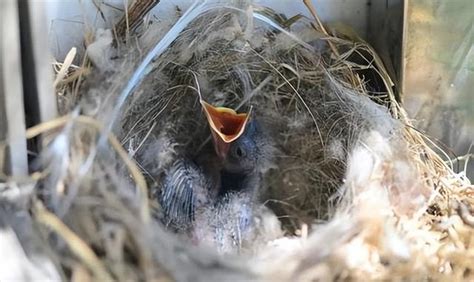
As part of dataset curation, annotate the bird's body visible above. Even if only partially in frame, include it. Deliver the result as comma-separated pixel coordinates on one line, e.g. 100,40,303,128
158,117,275,252
192,191,254,252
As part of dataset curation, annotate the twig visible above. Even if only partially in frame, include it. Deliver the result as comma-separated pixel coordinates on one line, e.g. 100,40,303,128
303,0,339,57
53,47,77,88
115,0,160,39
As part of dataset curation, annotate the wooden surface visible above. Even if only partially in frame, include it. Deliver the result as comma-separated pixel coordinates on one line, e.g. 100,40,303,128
0,0,28,176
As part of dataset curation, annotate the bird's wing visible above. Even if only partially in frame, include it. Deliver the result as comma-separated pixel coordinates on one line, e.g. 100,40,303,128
160,158,213,231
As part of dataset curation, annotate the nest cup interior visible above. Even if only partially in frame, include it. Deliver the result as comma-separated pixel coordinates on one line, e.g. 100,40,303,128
117,6,398,233
62,3,395,257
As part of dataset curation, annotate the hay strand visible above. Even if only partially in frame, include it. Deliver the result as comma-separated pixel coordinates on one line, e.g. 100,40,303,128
33,203,113,281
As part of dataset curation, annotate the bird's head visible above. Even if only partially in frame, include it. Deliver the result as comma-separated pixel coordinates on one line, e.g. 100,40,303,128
200,100,260,173
222,119,260,173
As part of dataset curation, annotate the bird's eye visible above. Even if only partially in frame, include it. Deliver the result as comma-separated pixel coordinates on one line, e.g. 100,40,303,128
234,146,246,158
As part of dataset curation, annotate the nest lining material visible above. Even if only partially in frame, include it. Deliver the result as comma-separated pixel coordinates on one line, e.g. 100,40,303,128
1,1,473,281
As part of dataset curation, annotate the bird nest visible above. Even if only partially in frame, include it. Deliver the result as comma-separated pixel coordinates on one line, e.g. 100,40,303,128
2,1,473,281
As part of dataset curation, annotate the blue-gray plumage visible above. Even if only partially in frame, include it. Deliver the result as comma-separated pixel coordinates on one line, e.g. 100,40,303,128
219,119,267,196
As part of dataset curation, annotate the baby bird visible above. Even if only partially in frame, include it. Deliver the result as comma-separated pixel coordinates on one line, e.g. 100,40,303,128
159,101,274,252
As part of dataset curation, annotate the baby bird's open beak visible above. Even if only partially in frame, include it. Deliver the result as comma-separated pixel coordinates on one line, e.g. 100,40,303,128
201,100,250,159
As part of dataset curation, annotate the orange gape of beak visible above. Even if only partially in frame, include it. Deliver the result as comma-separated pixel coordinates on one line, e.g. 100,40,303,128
200,100,250,159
